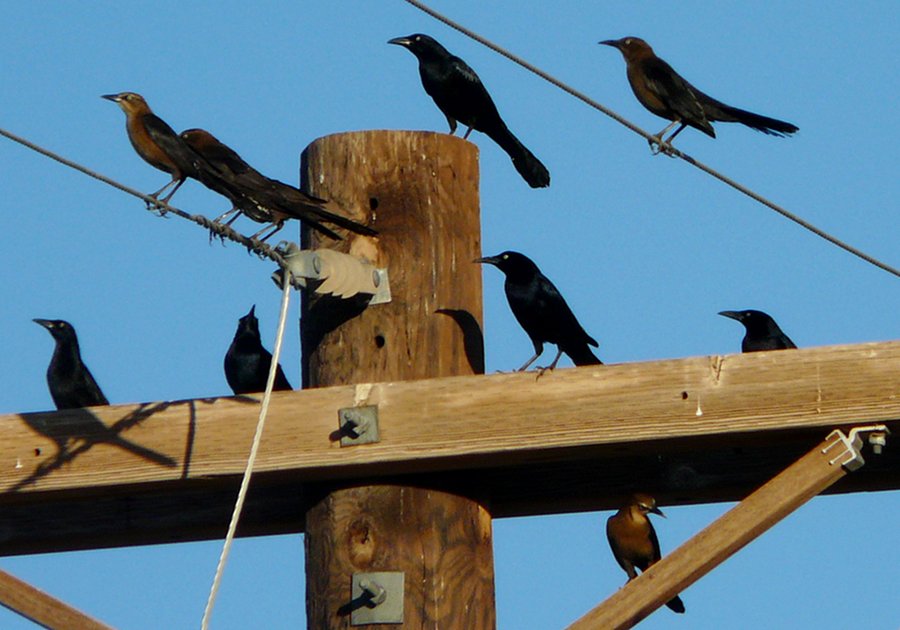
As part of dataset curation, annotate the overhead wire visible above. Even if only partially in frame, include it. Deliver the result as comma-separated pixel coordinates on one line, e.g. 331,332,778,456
0,126,290,268
400,0,900,280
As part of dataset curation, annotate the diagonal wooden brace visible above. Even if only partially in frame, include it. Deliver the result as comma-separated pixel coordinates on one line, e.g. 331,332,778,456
569,424,890,630
0,568,113,630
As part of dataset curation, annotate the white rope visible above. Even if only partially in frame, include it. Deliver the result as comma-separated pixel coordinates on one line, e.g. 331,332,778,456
201,272,293,629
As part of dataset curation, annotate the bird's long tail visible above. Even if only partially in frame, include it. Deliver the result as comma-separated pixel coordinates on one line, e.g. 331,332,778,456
485,125,550,188
301,199,379,237
274,190,378,239
666,594,686,614
702,95,798,136
562,342,603,367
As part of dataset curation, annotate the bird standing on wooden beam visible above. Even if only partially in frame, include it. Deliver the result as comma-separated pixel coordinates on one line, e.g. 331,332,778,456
476,251,601,371
33,319,108,410
102,92,202,207
599,37,798,152
224,305,293,395
389,33,550,188
719,309,797,352
606,493,685,614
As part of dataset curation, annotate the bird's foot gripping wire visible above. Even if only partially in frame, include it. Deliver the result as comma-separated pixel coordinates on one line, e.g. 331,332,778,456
144,197,169,217
648,135,677,158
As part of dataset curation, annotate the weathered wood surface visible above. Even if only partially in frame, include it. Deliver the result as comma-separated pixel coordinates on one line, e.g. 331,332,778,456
0,341,897,555
300,130,494,628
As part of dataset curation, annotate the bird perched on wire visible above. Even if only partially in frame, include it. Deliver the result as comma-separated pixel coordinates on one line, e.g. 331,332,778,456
719,309,797,352
180,128,377,241
34,319,109,410
607,493,685,614
600,37,798,152
389,33,550,188
476,251,601,371
225,305,293,395
102,92,202,206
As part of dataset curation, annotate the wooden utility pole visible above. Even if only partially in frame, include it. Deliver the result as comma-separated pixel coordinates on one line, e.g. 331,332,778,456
300,130,494,628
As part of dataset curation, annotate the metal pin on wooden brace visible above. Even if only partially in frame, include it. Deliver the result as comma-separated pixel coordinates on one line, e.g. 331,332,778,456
821,424,890,471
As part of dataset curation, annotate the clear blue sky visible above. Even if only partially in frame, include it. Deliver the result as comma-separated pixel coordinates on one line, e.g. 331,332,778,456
1,2,898,628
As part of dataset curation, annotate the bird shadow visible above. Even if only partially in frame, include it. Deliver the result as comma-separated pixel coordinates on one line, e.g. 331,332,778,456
11,398,216,493
435,308,485,374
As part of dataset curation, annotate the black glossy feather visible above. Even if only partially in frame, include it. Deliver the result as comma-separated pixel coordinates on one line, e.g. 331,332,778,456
390,33,550,188
224,306,293,395
478,251,600,370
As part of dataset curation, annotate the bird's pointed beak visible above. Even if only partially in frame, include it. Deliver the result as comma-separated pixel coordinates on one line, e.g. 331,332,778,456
474,255,500,266
718,310,741,322
650,506,666,518
247,305,256,318
599,39,621,49
33,318,52,329
388,36,412,47
101,93,122,102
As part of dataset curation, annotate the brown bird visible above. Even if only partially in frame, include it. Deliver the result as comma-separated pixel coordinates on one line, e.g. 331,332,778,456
600,37,798,151
102,92,201,204
180,128,376,241
606,493,685,614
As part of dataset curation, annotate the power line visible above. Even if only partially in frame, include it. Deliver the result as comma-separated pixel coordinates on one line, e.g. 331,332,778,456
400,0,900,280
0,126,289,269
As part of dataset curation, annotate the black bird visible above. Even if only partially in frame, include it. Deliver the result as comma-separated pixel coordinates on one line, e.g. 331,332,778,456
476,251,601,371
180,128,377,241
719,309,797,352
607,493,686,614
33,319,176,466
389,33,550,188
34,319,109,410
600,37,798,150
225,305,293,395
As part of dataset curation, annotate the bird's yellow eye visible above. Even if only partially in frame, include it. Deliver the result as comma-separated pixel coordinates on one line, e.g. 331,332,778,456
624,38,632,46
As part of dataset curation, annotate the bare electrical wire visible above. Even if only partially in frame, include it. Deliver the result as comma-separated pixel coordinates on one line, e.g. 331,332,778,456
0,126,289,268
400,0,900,280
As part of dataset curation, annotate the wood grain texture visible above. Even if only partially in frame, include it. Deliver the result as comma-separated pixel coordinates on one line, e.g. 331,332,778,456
569,432,852,629
300,129,484,385
299,130,494,628
0,568,113,629
0,341,897,554
305,486,494,629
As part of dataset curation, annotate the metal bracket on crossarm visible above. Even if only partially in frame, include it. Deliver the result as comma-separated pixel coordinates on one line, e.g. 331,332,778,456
821,424,890,471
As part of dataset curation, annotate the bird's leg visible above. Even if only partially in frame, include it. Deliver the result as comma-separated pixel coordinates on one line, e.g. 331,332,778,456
213,207,240,225
517,352,541,372
159,177,185,203
535,348,564,379
445,115,458,136
463,126,474,140
649,120,680,155
658,123,686,157
209,207,241,245
250,222,284,243
145,177,183,216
